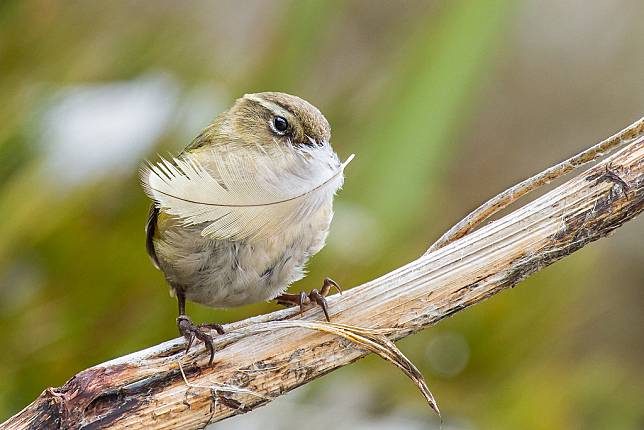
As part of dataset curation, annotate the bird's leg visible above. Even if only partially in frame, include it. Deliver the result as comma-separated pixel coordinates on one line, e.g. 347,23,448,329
175,290,224,366
275,277,342,322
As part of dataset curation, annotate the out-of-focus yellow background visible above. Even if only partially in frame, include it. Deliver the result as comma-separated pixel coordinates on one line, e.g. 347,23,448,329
1,1,642,428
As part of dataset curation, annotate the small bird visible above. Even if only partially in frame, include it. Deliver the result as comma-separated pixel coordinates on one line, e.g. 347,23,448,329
142,92,353,364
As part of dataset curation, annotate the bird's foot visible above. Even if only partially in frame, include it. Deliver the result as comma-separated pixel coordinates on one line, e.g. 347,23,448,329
176,315,225,365
275,277,342,322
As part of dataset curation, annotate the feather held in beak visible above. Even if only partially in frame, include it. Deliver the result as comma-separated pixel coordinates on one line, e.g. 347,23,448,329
142,144,354,242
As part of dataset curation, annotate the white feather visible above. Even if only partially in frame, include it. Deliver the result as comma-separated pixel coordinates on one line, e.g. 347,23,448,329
142,143,354,241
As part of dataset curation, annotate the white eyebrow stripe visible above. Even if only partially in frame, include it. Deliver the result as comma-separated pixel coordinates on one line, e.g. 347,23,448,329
244,94,290,117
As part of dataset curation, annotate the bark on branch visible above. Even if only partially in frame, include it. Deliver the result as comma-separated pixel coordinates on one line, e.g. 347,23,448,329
3,119,643,430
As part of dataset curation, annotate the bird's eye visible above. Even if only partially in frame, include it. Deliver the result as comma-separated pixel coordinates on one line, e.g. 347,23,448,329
272,116,289,133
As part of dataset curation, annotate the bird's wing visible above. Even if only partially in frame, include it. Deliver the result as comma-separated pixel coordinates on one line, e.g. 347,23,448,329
144,205,160,269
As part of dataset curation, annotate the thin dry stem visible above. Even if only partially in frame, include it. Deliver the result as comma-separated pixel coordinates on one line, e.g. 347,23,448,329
240,320,440,415
427,116,644,253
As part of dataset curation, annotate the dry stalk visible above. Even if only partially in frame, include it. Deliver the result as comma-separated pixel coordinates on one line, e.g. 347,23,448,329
2,119,642,430
427,116,644,253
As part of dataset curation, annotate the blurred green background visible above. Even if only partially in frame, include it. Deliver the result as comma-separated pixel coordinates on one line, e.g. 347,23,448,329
1,1,643,428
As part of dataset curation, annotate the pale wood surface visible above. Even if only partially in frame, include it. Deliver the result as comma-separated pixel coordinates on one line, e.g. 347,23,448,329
3,131,642,430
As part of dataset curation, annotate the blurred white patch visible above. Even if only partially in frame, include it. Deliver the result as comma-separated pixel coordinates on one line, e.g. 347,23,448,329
40,73,180,187
327,201,382,264
426,332,470,378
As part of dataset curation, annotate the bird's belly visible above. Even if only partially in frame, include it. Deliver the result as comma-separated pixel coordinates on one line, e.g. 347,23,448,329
181,242,296,308
154,207,332,308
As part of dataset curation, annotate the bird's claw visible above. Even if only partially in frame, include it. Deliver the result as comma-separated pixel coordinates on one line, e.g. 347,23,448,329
176,315,224,365
276,277,342,322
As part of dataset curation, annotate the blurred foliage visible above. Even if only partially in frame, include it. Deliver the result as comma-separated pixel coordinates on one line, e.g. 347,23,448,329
0,1,642,428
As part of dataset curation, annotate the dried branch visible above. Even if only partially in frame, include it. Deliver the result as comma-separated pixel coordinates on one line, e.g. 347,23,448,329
3,121,643,430
427,116,644,253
